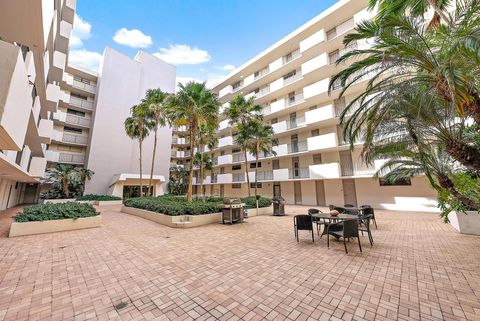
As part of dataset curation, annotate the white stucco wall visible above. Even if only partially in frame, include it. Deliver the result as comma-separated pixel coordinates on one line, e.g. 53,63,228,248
85,48,176,196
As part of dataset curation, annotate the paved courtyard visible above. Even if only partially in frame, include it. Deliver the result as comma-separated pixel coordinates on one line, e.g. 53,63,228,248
0,205,480,321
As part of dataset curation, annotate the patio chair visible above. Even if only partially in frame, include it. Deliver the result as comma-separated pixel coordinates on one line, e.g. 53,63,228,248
327,219,362,254
344,204,355,208
308,208,324,235
358,214,374,246
360,205,377,228
294,215,315,243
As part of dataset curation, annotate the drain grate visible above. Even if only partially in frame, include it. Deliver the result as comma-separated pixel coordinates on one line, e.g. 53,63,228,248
114,301,128,311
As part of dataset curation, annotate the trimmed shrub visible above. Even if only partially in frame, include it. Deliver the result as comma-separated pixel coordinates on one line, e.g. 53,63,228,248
15,202,99,222
123,196,222,216
241,196,272,209
76,194,122,201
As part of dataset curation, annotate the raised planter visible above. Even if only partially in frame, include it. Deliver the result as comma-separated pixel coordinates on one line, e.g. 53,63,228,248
9,215,102,237
448,211,480,235
121,206,222,228
44,199,76,204
246,205,273,217
93,200,123,206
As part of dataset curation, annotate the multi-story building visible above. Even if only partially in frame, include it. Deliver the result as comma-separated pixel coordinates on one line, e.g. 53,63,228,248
193,0,437,211
46,64,98,168
0,0,75,209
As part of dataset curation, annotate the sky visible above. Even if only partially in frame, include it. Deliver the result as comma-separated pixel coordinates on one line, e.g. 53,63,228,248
69,0,338,88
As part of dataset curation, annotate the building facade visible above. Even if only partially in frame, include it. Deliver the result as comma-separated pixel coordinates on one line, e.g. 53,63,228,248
191,0,437,211
0,0,75,209
84,48,176,198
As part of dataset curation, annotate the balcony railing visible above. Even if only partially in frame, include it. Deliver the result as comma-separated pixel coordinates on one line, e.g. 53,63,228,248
232,153,245,163
232,173,245,182
286,93,304,107
72,79,96,93
58,153,85,164
211,176,218,183
283,49,301,65
62,133,88,145
254,67,269,80
286,117,306,130
283,71,302,85
256,170,273,181
341,162,376,177
287,141,308,154
65,114,90,127
69,96,94,110
289,167,310,179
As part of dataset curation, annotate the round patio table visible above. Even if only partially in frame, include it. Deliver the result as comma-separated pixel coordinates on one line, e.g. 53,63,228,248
310,212,358,220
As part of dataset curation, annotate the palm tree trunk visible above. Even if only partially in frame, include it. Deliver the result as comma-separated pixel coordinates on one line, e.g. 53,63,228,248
139,138,143,197
199,148,204,198
244,148,251,197
444,139,480,171
438,175,478,210
187,123,196,202
63,177,69,198
255,146,259,210
148,126,158,196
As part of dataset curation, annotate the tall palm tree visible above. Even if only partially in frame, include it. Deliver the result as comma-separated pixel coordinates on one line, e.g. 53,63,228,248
49,164,75,198
143,88,170,196
329,3,480,170
74,167,94,196
244,121,278,203
224,95,263,196
124,103,151,197
165,81,220,201
194,123,217,197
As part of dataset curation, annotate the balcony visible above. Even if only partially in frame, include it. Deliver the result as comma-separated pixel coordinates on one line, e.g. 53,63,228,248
219,119,229,131
282,49,301,65
219,85,233,98
217,173,232,184
305,104,334,125
217,154,233,166
65,114,91,127
61,133,88,145
72,80,96,93
232,153,244,163
172,137,187,145
56,20,73,54
256,170,273,181
58,152,86,165
210,175,218,183
300,29,325,52
283,71,303,86
286,93,304,107
303,78,329,100
341,162,376,177
273,168,289,181
307,133,337,151
309,163,341,179
45,83,61,111
218,136,233,148
28,157,47,178
38,119,53,144
301,53,328,75
326,18,355,41
69,96,94,110
287,141,308,154
49,51,67,82
232,173,245,182
289,167,310,179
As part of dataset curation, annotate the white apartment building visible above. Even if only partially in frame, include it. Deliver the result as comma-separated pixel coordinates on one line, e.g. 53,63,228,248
46,64,98,168
192,0,437,211
0,0,75,209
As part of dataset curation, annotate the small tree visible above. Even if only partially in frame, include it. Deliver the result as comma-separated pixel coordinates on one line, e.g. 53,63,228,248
74,167,94,196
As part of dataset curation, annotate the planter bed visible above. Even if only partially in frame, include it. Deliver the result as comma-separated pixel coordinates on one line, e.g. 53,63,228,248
121,206,222,228
246,205,273,217
448,211,480,235
93,200,123,206
44,199,76,204
9,216,102,237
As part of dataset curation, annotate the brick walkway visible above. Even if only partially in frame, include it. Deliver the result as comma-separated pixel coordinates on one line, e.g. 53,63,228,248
0,205,479,321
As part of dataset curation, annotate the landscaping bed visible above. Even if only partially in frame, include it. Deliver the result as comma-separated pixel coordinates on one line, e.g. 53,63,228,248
76,194,123,205
10,202,101,237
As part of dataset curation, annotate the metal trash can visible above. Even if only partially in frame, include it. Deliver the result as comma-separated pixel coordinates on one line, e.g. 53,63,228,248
272,196,285,216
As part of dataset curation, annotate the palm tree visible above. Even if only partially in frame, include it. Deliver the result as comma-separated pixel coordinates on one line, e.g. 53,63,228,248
244,121,278,205
329,3,480,170
194,123,217,197
224,95,263,196
49,164,76,198
74,167,94,195
143,88,170,195
165,81,220,201
124,103,151,197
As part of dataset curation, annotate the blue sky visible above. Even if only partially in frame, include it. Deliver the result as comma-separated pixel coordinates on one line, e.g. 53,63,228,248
69,0,338,87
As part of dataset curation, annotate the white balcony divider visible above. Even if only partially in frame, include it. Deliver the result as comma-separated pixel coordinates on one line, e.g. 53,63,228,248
305,104,334,124
217,154,233,165
300,29,325,52
273,168,289,180
272,121,288,134
303,78,329,100
301,53,328,75
269,78,284,93
270,99,285,114
219,85,233,98
307,133,337,151
309,163,341,179
219,119,229,130
272,144,288,156
217,173,232,183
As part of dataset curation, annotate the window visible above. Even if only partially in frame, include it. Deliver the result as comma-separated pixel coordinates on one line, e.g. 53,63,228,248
232,147,241,154
250,162,262,169
220,167,225,174
379,177,412,186
326,27,337,40
64,126,82,134
308,105,318,111
311,129,319,137
232,80,242,90
71,93,88,100
67,109,85,117
220,151,225,156
288,91,296,103
273,159,280,170
250,182,262,188
232,183,242,189
313,154,322,165
329,49,339,65
271,118,278,124
232,165,241,170
283,70,296,80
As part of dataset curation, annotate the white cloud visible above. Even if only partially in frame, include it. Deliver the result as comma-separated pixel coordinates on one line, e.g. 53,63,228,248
70,14,92,48
222,64,235,71
113,28,152,48
153,44,211,65
68,49,103,71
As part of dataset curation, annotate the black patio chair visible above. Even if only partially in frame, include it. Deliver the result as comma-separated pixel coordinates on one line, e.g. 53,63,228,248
358,214,374,246
294,215,314,243
360,205,377,228
327,219,362,254
344,204,355,208
308,208,324,235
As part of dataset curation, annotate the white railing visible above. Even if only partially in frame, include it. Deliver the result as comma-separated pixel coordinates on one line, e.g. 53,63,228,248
72,79,96,93
69,96,94,110
62,133,88,145
232,173,245,182
286,116,306,130
341,162,376,177
256,170,273,181
58,153,85,164
65,114,90,127
287,141,308,154
254,67,269,80
283,71,302,85
286,93,304,107
232,153,245,163
289,167,310,179
283,49,301,65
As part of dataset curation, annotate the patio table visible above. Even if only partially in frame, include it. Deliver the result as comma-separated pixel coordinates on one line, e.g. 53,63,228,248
310,212,359,239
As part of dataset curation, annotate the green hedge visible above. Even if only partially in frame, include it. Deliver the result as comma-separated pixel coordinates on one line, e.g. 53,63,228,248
123,196,222,216
76,194,122,201
15,202,99,222
241,196,272,209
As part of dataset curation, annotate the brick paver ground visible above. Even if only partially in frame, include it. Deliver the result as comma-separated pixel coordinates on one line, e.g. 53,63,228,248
0,205,479,321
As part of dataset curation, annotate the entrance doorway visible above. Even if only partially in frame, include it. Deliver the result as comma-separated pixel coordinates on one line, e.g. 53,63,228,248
294,181,302,204
273,183,281,197
23,184,38,204
342,179,357,206
315,180,326,206
123,185,153,199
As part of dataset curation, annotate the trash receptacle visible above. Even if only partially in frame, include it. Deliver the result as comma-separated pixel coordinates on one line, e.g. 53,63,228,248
272,196,285,216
